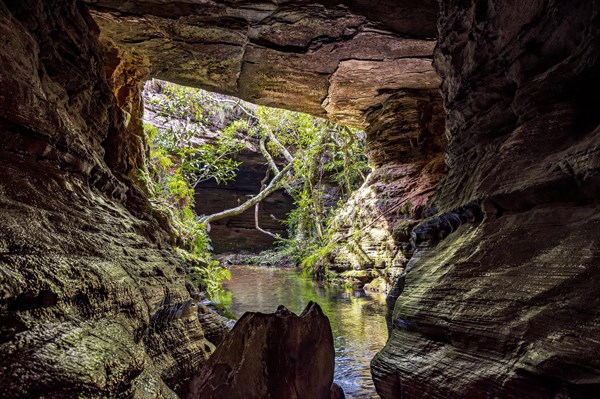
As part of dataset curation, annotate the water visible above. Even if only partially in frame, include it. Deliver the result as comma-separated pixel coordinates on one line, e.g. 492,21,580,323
217,265,387,399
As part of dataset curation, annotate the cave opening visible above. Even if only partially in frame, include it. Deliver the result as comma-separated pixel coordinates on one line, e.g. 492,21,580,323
141,78,371,261
141,78,390,397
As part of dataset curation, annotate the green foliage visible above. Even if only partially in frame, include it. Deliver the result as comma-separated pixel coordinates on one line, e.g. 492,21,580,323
141,80,256,297
176,248,231,297
146,81,248,187
251,106,370,276
142,79,370,291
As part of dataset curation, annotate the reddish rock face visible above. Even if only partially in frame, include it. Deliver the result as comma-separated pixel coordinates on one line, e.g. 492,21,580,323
371,1,600,398
186,302,339,399
324,90,447,292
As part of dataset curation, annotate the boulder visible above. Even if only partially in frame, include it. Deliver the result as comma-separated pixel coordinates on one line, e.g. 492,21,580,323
187,302,342,399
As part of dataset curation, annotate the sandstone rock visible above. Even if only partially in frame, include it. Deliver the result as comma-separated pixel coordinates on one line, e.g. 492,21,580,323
3,0,598,398
197,304,233,346
0,1,212,397
84,0,439,128
194,149,294,253
330,382,346,399
324,90,446,292
186,301,340,399
371,1,600,398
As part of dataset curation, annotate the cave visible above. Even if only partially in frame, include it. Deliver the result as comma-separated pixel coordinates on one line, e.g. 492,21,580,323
0,0,599,398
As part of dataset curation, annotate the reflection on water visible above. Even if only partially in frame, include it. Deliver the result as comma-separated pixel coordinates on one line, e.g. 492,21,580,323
218,265,387,399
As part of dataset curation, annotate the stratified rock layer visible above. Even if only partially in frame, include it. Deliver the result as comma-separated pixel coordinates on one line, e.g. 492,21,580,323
3,0,598,397
187,302,338,399
0,1,212,397
325,90,446,292
372,1,600,398
84,0,439,128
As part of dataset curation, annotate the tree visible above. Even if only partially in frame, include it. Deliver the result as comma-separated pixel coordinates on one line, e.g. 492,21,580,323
143,79,370,288
196,104,370,264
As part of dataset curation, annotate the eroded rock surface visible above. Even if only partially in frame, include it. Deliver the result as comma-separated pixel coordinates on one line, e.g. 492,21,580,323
186,302,340,399
0,1,212,397
84,0,439,127
372,1,600,398
325,90,446,292
3,0,598,397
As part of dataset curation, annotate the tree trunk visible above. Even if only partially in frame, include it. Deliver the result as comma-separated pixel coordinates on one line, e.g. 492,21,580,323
198,162,293,225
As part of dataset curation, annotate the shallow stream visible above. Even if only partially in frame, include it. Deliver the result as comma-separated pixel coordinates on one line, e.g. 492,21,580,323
218,265,388,399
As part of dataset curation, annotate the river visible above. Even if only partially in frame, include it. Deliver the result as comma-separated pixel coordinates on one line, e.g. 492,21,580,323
217,265,388,399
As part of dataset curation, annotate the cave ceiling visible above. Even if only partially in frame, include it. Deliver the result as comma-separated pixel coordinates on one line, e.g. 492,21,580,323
84,0,441,128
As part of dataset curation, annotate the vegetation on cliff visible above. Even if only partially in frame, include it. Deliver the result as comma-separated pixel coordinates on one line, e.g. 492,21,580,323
141,80,369,294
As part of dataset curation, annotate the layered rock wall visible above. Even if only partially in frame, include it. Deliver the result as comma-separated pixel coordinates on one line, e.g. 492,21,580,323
3,0,598,398
372,1,600,397
325,90,446,291
0,1,212,396
84,0,439,128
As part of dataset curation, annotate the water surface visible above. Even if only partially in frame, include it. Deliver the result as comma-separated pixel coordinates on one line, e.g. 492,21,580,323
218,265,387,399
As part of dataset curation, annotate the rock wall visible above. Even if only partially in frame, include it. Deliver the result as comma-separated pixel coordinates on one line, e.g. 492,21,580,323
83,0,439,128
325,90,446,292
372,1,600,398
3,0,598,398
0,1,212,397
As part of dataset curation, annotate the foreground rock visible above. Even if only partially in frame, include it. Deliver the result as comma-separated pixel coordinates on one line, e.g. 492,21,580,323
187,302,343,399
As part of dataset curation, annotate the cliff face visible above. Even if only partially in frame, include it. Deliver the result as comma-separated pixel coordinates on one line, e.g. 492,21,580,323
0,1,212,397
371,1,600,398
325,90,446,291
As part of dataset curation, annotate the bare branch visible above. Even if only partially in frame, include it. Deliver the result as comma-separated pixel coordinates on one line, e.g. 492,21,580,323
254,169,282,239
198,162,294,225
266,130,294,163
259,137,280,175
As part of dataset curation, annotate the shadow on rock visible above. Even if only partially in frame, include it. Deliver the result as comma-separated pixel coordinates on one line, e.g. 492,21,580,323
185,301,344,399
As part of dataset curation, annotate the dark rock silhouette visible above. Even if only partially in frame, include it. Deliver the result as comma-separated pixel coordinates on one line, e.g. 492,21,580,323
187,301,342,399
